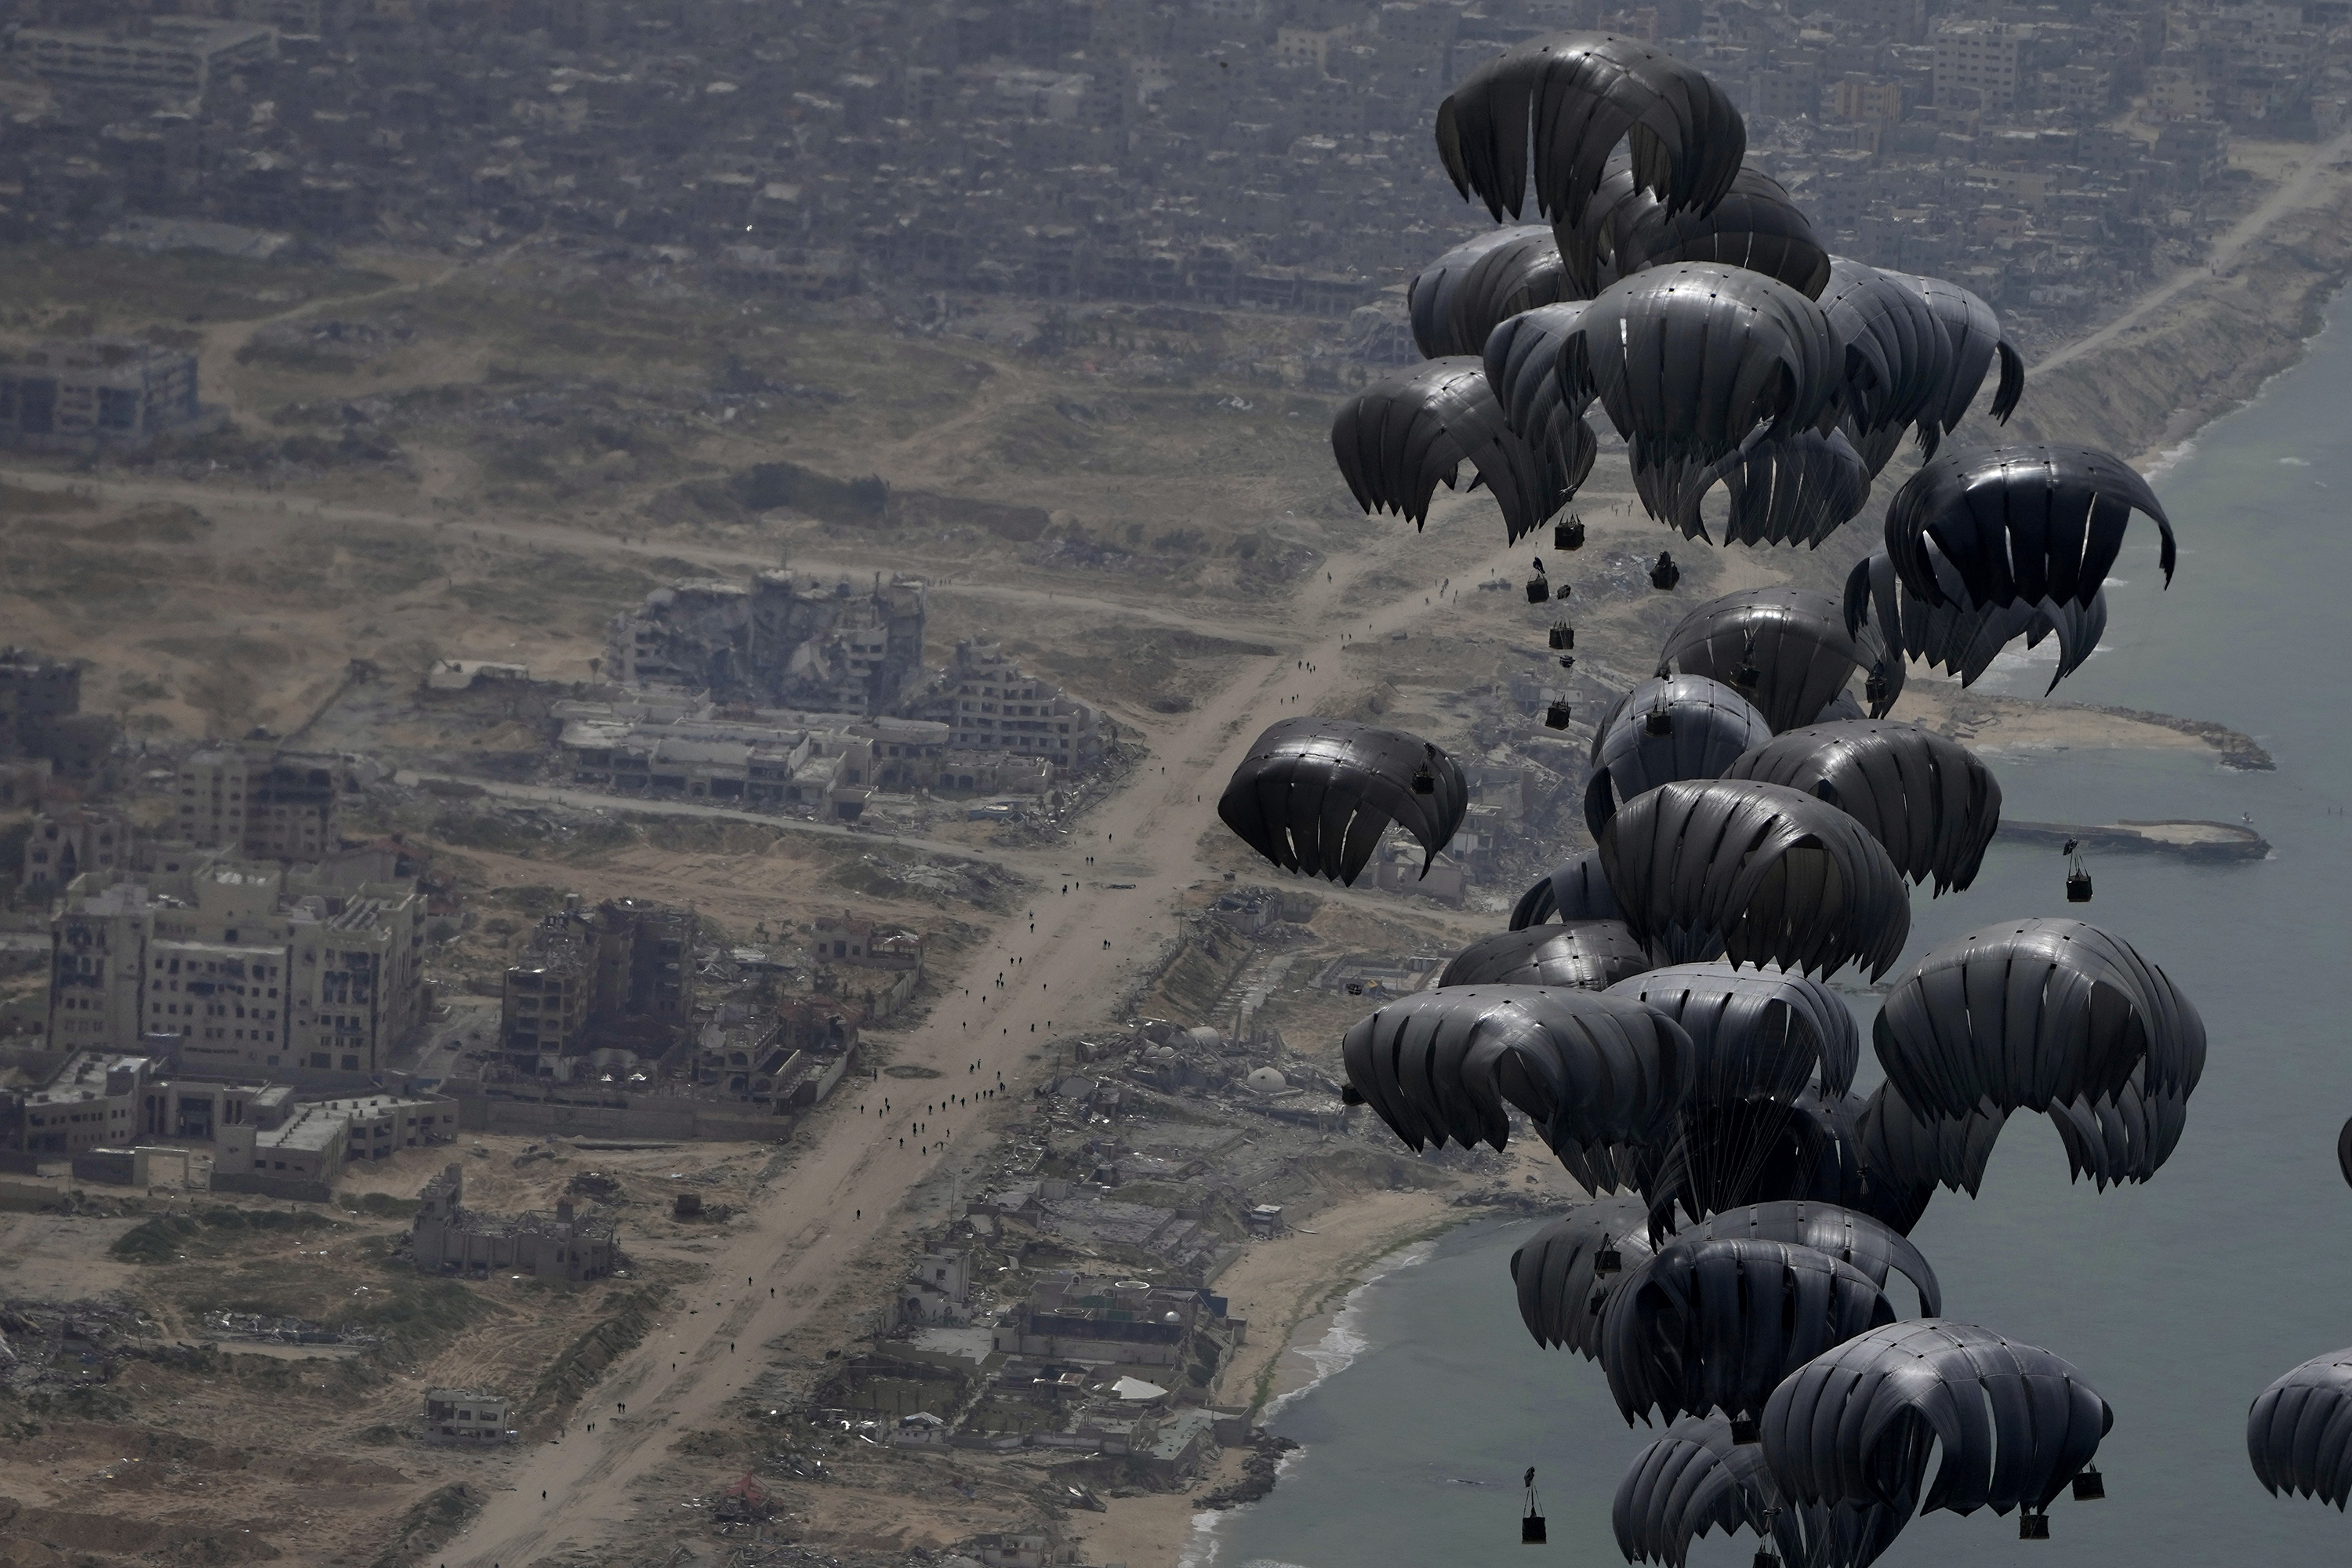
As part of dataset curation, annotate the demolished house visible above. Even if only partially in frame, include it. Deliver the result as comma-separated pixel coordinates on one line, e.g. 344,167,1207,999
604,570,927,717
410,1163,616,1281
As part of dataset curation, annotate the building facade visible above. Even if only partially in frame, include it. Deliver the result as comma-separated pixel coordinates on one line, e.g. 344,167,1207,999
944,639,1102,775
0,339,207,452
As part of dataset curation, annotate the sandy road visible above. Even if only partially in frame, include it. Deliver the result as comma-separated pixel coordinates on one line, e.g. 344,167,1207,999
2034,130,2352,378
442,488,1617,1566
0,463,1284,648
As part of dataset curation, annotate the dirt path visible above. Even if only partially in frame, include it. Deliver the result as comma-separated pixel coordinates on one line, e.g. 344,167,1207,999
0,463,1298,648
2034,130,2352,377
441,482,1611,1566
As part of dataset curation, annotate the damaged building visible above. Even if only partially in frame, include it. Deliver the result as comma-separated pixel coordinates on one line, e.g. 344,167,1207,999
604,569,927,717
410,1162,617,1281
498,895,698,1070
0,646,122,795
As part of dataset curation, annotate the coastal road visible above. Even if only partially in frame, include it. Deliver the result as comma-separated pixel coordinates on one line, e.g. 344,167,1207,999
438,485,1644,1566
2034,129,2352,378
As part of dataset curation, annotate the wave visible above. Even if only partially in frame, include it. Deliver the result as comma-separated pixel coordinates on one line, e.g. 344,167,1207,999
1177,1239,1440,1568
2141,437,2198,482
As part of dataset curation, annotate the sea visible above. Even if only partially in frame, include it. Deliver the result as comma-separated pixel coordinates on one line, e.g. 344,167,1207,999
1186,294,2352,1568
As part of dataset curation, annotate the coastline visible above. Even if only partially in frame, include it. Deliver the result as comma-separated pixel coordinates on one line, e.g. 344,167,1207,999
1071,140,2352,1568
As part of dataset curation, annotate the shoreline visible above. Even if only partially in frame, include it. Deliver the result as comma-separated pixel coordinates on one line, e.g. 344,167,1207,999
1076,141,2352,1568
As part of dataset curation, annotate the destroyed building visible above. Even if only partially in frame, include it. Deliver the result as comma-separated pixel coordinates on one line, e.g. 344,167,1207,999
410,1162,617,1281
604,570,927,717
0,339,213,453
942,638,1103,774
423,1388,517,1445
499,895,698,1070
175,739,360,863
44,855,427,1083
0,647,122,793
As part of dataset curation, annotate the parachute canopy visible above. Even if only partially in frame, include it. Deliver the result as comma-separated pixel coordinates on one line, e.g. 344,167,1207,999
1873,917,2205,1121
1656,586,1900,733
1439,921,1653,991
1602,1236,1899,1425
1217,718,1468,887
1884,443,2176,614
1762,1319,2113,1519
1407,225,1572,359
1330,358,1568,543
1583,673,1773,840
1340,985,1693,1156
1511,1203,1656,1357
2250,1349,2352,1510
1844,545,2111,696
1722,720,2001,895
1599,778,1911,978
1511,848,1627,931
1436,33,1744,229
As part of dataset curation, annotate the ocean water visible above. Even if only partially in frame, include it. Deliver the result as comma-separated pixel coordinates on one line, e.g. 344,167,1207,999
1196,296,2352,1568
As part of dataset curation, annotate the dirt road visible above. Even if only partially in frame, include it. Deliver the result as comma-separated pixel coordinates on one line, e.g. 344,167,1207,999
441,486,1627,1566
2033,130,2352,378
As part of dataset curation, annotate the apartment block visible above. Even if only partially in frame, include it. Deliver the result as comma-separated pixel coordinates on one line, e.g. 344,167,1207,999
945,639,1102,774
13,20,276,101
176,741,350,863
0,340,206,452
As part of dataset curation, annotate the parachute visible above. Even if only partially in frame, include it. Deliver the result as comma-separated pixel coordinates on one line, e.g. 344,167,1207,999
1480,301,1603,511
1654,586,1900,733
1761,1320,2112,1521
2250,1349,2352,1509
1582,674,1773,840
2049,1060,2194,1190
1330,358,1568,543
1819,258,1947,472
1675,1201,1942,1316
1559,266,1849,523
1438,922,1653,991
1607,964,1859,1105
1632,427,1870,550
1601,1236,1899,1425
1511,1205,1656,1356
1572,163,1831,300
1893,268,2026,432
1436,33,1744,230
1510,848,1627,931
1721,720,2001,895
1407,225,1573,359
1873,917,2205,1121
1855,1080,2007,1200
1598,778,1911,978
1216,718,1467,887
1844,545,2111,695
1614,1414,1910,1568
1339,985,1693,1158
1884,443,2176,613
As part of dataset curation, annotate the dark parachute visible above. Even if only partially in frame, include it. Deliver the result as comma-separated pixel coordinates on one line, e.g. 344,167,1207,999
1762,1320,2112,1521
1511,1203,1655,1356
2049,1060,2194,1190
1407,226,1572,359
1602,1236,1899,1425
1217,719,1468,887
1607,964,1859,1105
1632,427,1871,550
1510,848,1626,931
1819,258,1949,475
1884,443,2176,614
1614,1414,1910,1568
1439,922,1653,991
2249,1350,2352,1509
1599,778,1911,978
1330,358,1568,543
1340,985,1693,1159
1675,1201,1942,1315
1720,720,2001,895
1653,586,1900,735
1482,302,1603,513
1582,674,1773,840
1892,269,2026,434
1569,163,1831,300
1856,1080,2006,1200
1844,544,2111,695
1554,265,1849,525
1436,33,1744,230
1873,917,2205,1121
